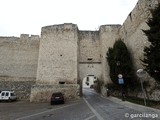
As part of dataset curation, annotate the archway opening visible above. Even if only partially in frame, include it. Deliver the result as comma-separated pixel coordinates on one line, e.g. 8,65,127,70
82,75,97,94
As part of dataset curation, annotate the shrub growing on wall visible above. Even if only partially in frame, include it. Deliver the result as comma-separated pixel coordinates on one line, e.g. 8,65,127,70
106,39,138,90
142,3,160,83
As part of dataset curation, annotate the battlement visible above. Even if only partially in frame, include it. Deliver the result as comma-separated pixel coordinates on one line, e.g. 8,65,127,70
30,35,40,40
41,23,78,34
20,34,29,39
20,34,40,40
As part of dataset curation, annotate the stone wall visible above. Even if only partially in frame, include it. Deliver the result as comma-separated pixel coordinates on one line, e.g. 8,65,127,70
120,0,160,69
79,64,101,81
30,84,80,102
36,23,79,84
119,0,160,100
78,30,101,83
97,0,160,101
99,25,121,84
0,34,39,99
0,80,35,100
31,23,80,102
0,35,39,79
79,31,100,63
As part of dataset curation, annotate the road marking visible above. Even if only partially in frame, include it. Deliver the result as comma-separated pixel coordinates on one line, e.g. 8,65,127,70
84,115,96,120
15,103,78,120
83,97,105,120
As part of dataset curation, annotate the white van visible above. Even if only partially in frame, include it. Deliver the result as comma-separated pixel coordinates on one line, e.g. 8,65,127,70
0,91,17,101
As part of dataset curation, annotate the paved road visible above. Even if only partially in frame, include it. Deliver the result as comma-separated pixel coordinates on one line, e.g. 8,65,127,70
0,88,160,120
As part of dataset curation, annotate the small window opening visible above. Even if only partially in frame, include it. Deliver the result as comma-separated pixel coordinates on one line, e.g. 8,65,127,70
88,58,92,61
59,81,65,84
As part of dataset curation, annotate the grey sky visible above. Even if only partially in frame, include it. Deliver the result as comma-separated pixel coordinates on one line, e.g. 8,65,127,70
0,0,138,37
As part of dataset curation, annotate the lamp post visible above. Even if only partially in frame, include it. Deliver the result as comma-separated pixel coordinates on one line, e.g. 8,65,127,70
136,69,147,106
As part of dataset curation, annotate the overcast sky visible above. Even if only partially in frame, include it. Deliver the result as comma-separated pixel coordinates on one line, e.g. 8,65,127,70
0,0,138,37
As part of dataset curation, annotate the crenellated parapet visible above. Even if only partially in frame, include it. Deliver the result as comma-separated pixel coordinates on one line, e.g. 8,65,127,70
20,34,40,41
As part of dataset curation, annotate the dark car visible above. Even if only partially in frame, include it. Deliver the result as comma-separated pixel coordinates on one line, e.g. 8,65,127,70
50,92,64,105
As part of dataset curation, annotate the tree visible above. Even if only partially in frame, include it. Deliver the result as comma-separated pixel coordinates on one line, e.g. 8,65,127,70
106,39,138,90
142,3,160,83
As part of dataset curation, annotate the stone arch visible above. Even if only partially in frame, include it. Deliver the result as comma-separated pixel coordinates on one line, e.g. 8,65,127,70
79,63,102,94
82,75,97,88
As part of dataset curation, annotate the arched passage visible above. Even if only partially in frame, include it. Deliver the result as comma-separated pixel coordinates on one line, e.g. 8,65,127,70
79,63,102,95
82,75,97,88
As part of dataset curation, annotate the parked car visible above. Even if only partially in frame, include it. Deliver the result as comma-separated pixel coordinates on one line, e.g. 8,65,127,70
50,92,64,105
0,91,17,102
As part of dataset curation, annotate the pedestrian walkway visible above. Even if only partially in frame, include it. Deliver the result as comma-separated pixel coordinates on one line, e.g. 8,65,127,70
106,96,160,115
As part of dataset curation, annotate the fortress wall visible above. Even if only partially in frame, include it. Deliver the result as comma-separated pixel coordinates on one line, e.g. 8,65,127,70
36,23,79,84
79,64,101,81
0,35,40,99
79,31,100,63
120,0,160,70
78,31,101,81
0,35,39,80
31,24,80,102
30,84,80,102
119,0,160,100
99,25,121,84
1,0,160,101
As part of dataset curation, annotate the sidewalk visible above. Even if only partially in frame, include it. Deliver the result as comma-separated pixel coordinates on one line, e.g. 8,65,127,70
106,96,160,115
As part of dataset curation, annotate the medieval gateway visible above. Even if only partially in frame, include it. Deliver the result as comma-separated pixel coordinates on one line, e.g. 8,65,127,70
0,0,160,102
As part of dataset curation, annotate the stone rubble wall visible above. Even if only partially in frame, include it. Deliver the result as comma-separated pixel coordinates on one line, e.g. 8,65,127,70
30,84,80,102
0,80,35,100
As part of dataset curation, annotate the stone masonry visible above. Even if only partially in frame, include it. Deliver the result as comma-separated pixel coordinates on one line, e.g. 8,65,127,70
0,0,160,101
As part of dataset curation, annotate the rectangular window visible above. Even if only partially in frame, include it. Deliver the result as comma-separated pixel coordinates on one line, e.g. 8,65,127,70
88,58,93,61
6,93,9,96
1,93,5,96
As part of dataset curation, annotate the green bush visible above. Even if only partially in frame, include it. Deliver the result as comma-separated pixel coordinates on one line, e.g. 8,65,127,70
106,39,139,90
142,3,160,83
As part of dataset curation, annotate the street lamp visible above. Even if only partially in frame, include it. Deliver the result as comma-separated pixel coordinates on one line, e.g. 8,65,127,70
136,69,147,106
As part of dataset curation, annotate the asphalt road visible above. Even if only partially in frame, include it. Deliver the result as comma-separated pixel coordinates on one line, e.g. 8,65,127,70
0,88,160,120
